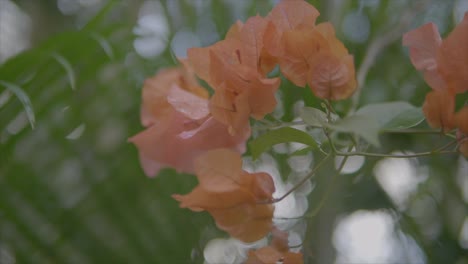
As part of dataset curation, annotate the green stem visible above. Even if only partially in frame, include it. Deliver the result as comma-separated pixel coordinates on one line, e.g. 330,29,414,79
335,149,457,158
267,153,332,204
380,128,446,134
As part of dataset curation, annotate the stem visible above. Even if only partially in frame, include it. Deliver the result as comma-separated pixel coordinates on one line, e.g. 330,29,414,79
350,6,419,112
335,149,457,158
305,151,349,218
254,120,310,131
381,129,446,134
267,153,332,204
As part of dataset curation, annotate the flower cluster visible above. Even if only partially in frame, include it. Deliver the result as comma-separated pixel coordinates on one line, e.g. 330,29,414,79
129,0,468,262
129,0,356,260
403,13,468,156
129,0,355,243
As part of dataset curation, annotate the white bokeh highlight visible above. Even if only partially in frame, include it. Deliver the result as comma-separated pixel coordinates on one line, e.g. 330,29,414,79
133,1,169,58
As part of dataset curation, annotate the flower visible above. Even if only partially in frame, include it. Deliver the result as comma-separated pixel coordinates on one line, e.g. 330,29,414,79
186,16,280,135
173,149,275,242
403,12,468,138
265,0,357,100
245,228,304,264
129,67,249,177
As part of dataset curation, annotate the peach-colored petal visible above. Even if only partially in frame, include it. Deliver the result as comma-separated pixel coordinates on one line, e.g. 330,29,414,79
247,77,280,119
422,90,456,133
173,149,275,242
267,0,320,31
246,227,304,264
307,53,356,100
402,23,445,91
226,20,243,40
209,203,274,243
187,39,244,89
315,22,348,57
130,107,249,176
239,15,269,72
140,67,209,126
279,28,325,87
137,153,163,178
438,12,468,93
172,186,253,211
194,148,244,190
209,86,252,135
167,85,209,120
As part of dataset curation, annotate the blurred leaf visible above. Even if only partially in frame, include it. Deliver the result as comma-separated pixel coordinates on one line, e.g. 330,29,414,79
382,107,424,130
355,101,424,130
0,80,35,129
51,53,77,90
328,114,381,147
249,127,317,160
300,106,327,127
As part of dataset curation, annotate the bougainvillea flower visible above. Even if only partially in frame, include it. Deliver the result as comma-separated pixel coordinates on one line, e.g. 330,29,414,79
224,15,277,76
139,67,209,126
208,51,280,134
403,12,468,93
246,228,303,264
264,0,320,58
279,23,357,100
173,149,275,242
422,89,455,133
129,68,249,177
437,13,468,94
186,36,280,135
402,23,445,91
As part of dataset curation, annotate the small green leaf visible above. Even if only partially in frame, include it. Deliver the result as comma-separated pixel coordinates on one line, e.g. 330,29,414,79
355,101,422,129
249,127,317,160
328,115,381,147
91,33,115,59
382,107,424,130
51,53,76,91
299,107,327,127
0,80,35,129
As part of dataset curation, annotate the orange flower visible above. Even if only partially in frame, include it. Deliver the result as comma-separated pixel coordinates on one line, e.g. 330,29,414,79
403,12,468,94
225,15,277,76
173,149,275,242
129,67,249,176
437,13,468,94
246,228,303,264
186,20,280,135
404,13,468,136
402,23,445,91
422,89,455,133
265,0,356,100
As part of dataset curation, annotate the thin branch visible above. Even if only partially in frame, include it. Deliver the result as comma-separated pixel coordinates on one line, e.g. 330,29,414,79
335,150,457,158
350,6,420,112
261,153,332,204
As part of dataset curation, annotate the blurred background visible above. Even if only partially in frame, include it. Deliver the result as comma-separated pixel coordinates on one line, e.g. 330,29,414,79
0,0,467,263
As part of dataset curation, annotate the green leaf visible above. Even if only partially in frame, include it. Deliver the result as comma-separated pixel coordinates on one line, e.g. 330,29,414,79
299,107,328,127
355,101,423,130
249,127,317,160
328,115,381,147
382,107,424,130
0,80,35,129
51,53,76,90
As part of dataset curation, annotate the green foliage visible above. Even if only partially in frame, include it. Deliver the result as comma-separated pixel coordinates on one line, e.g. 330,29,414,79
249,127,317,160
